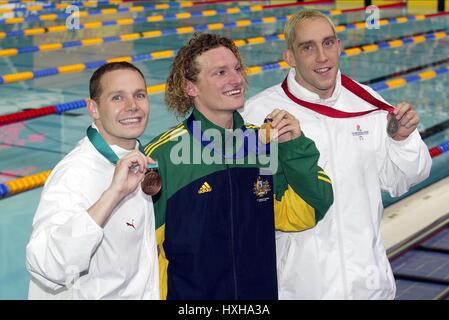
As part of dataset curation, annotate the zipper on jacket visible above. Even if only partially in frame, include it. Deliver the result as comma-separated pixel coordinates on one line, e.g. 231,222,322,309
326,117,349,299
226,164,238,299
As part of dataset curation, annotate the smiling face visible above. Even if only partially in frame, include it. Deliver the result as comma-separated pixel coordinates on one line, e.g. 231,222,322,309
186,46,245,126
284,17,342,99
87,69,149,149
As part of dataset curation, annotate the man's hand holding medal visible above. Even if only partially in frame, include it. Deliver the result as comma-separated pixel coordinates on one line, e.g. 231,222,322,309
112,151,161,198
259,108,302,144
387,102,420,141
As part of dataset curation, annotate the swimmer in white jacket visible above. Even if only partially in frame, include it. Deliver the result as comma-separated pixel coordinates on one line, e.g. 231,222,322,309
241,10,432,299
26,62,159,299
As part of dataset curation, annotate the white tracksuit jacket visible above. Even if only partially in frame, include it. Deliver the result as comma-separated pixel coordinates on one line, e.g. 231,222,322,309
26,135,159,299
241,69,432,299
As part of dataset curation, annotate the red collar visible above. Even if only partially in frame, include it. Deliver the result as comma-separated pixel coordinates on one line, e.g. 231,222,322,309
281,74,394,118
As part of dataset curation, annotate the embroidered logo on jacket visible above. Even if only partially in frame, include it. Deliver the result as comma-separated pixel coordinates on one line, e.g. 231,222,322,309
126,219,136,230
253,176,271,198
198,182,212,194
352,124,369,141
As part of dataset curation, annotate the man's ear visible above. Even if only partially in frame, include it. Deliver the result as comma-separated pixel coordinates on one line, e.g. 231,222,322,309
337,38,342,57
185,80,198,98
87,99,100,120
283,49,296,68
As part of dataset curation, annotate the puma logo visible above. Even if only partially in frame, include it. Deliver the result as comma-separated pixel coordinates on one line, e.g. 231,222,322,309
126,219,136,230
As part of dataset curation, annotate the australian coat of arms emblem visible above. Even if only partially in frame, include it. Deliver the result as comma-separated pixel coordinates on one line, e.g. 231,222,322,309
253,176,271,198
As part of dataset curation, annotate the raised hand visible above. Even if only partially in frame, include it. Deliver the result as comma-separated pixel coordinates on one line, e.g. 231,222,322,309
263,108,302,143
390,102,420,141
110,150,156,199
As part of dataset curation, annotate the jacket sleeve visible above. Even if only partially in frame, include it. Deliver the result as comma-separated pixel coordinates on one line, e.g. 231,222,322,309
25,167,104,291
379,129,432,197
273,134,334,232
364,84,432,197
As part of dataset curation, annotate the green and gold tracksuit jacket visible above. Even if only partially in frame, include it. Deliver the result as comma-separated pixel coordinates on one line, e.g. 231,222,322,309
144,109,333,300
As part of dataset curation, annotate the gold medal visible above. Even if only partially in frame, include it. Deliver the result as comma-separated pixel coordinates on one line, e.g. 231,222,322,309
259,117,273,144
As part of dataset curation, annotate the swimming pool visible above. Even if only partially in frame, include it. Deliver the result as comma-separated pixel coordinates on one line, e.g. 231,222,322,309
0,0,448,299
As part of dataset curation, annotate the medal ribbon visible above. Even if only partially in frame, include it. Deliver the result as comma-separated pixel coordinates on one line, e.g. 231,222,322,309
281,74,394,118
86,126,158,168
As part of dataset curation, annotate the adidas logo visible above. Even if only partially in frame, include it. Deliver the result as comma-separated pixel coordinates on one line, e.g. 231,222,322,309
198,182,212,194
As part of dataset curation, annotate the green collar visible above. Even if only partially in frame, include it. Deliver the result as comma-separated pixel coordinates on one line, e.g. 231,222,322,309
189,108,245,134
185,109,257,160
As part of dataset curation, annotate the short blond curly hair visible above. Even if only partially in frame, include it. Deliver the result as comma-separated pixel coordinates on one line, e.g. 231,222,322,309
165,33,247,117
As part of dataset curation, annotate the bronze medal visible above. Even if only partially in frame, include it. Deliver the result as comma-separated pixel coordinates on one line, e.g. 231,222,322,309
141,168,162,196
387,114,399,138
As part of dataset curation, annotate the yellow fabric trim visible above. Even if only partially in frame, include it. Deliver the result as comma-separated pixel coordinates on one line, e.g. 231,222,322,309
318,176,332,184
159,124,184,139
143,126,184,154
318,171,331,183
274,185,316,232
156,226,168,300
144,129,188,155
158,124,184,141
